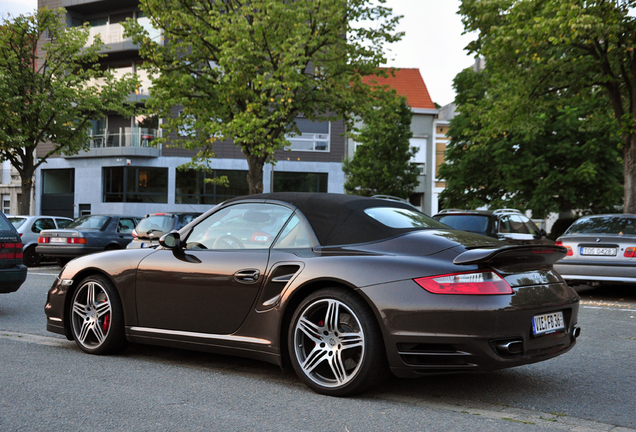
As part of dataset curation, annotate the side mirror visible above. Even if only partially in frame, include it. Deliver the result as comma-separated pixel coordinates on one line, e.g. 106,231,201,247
159,231,181,249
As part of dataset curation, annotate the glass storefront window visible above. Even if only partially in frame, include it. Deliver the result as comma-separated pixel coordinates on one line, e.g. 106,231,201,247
176,169,249,205
272,172,328,193
103,167,168,203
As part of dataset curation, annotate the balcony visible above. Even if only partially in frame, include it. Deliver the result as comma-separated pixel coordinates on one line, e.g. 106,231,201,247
85,19,160,54
62,0,137,15
65,128,161,158
87,23,136,53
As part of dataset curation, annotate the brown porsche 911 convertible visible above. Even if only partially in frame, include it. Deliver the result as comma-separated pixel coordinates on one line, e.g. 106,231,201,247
45,193,580,396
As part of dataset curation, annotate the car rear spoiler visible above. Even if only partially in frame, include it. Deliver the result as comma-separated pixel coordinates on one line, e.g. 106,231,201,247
454,245,567,268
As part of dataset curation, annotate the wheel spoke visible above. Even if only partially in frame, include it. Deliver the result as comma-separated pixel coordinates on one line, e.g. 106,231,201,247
297,317,323,344
72,301,88,319
301,346,329,375
339,331,364,350
324,300,339,333
95,301,111,318
93,322,106,344
328,350,348,385
77,320,92,344
87,283,96,306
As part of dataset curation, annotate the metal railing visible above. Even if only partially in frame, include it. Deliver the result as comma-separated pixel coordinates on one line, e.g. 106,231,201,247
89,128,158,149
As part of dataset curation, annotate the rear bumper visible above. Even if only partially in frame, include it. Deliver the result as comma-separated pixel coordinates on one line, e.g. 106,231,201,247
36,245,103,258
554,261,636,284
359,279,580,378
0,265,27,293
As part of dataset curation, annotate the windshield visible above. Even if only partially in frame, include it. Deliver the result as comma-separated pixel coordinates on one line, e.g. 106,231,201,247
434,215,490,234
8,217,27,229
137,215,174,233
565,216,636,235
365,207,447,229
66,215,110,230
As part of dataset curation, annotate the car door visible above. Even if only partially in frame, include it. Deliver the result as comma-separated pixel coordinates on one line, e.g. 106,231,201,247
115,217,137,247
135,202,294,335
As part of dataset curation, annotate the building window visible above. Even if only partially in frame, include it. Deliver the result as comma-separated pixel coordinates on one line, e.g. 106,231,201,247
286,118,330,152
42,169,74,194
103,166,168,203
272,172,328,193
175,169,249,204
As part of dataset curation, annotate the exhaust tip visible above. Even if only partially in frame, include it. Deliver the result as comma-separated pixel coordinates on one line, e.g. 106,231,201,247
573,326,581,338
494,339,524,357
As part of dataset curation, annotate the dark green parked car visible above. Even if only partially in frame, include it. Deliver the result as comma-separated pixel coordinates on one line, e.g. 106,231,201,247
0,212,27,293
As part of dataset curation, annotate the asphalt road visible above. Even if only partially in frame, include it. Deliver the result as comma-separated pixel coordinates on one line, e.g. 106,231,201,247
1,267,635,431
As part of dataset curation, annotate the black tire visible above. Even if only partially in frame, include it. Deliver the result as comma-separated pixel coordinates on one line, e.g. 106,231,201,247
69,274,127,355
288,288,389,396
23,245,41,267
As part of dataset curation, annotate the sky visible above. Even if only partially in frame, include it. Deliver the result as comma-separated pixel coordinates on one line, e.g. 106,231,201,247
0,0,475,106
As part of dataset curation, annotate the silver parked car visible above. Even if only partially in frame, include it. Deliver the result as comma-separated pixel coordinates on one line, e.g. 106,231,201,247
554,214,636,286
8,215,73,267
36,214,139,267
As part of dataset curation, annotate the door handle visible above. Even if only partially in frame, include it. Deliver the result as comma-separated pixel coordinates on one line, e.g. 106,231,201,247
234,269,260,283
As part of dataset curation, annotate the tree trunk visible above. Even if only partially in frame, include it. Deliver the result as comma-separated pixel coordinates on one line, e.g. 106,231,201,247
19,175,33,216
19,147,36,215
245,152,267,195
624,136,636,213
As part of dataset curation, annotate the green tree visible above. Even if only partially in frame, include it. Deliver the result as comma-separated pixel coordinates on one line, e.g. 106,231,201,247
439,67,623,217
343,93,419,198
0,8,138,215
125,0,401,194
458,0,636,212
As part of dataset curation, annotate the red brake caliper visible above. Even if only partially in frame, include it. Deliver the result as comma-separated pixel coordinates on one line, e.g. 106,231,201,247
316,320,324,346
102,313,111,333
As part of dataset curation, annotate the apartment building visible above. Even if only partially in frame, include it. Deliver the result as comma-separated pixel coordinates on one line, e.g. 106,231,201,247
349,68,441,215
34,0,346,218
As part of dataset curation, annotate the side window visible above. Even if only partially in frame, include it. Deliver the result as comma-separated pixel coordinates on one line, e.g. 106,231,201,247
499,215,512,233
509,215,531,234
273,214,312,249
186,203,293,250
521,215,541,236
118,218,136,233
56,219,73,229
32,218,56,233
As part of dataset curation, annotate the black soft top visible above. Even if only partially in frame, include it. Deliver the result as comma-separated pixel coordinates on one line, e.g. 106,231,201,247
226,192,427,247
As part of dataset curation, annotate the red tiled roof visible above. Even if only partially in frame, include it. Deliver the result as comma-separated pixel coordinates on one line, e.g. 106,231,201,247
363,68,436,110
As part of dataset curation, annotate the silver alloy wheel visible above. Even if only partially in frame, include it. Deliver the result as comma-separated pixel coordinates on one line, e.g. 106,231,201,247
71,280,112,349
293,298,365,388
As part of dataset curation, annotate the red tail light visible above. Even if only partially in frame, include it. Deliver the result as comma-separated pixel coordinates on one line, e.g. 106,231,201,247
132,229,138,239
68,237,87,244
625,247,636,258
555,241,573,256
414,271,512,295
38,237,49,243
0,243,23,259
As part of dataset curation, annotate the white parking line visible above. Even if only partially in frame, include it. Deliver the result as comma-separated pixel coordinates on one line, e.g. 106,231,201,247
0,331,71,347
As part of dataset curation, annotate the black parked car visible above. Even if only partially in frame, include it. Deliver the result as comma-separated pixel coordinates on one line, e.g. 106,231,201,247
45,193,579,396
433,209,553,245
36,214,139,266
0,212,27,293
127,212,201,249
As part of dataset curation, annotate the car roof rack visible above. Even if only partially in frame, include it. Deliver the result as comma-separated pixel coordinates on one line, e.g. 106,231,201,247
492,208,522,214
436,209,465,213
